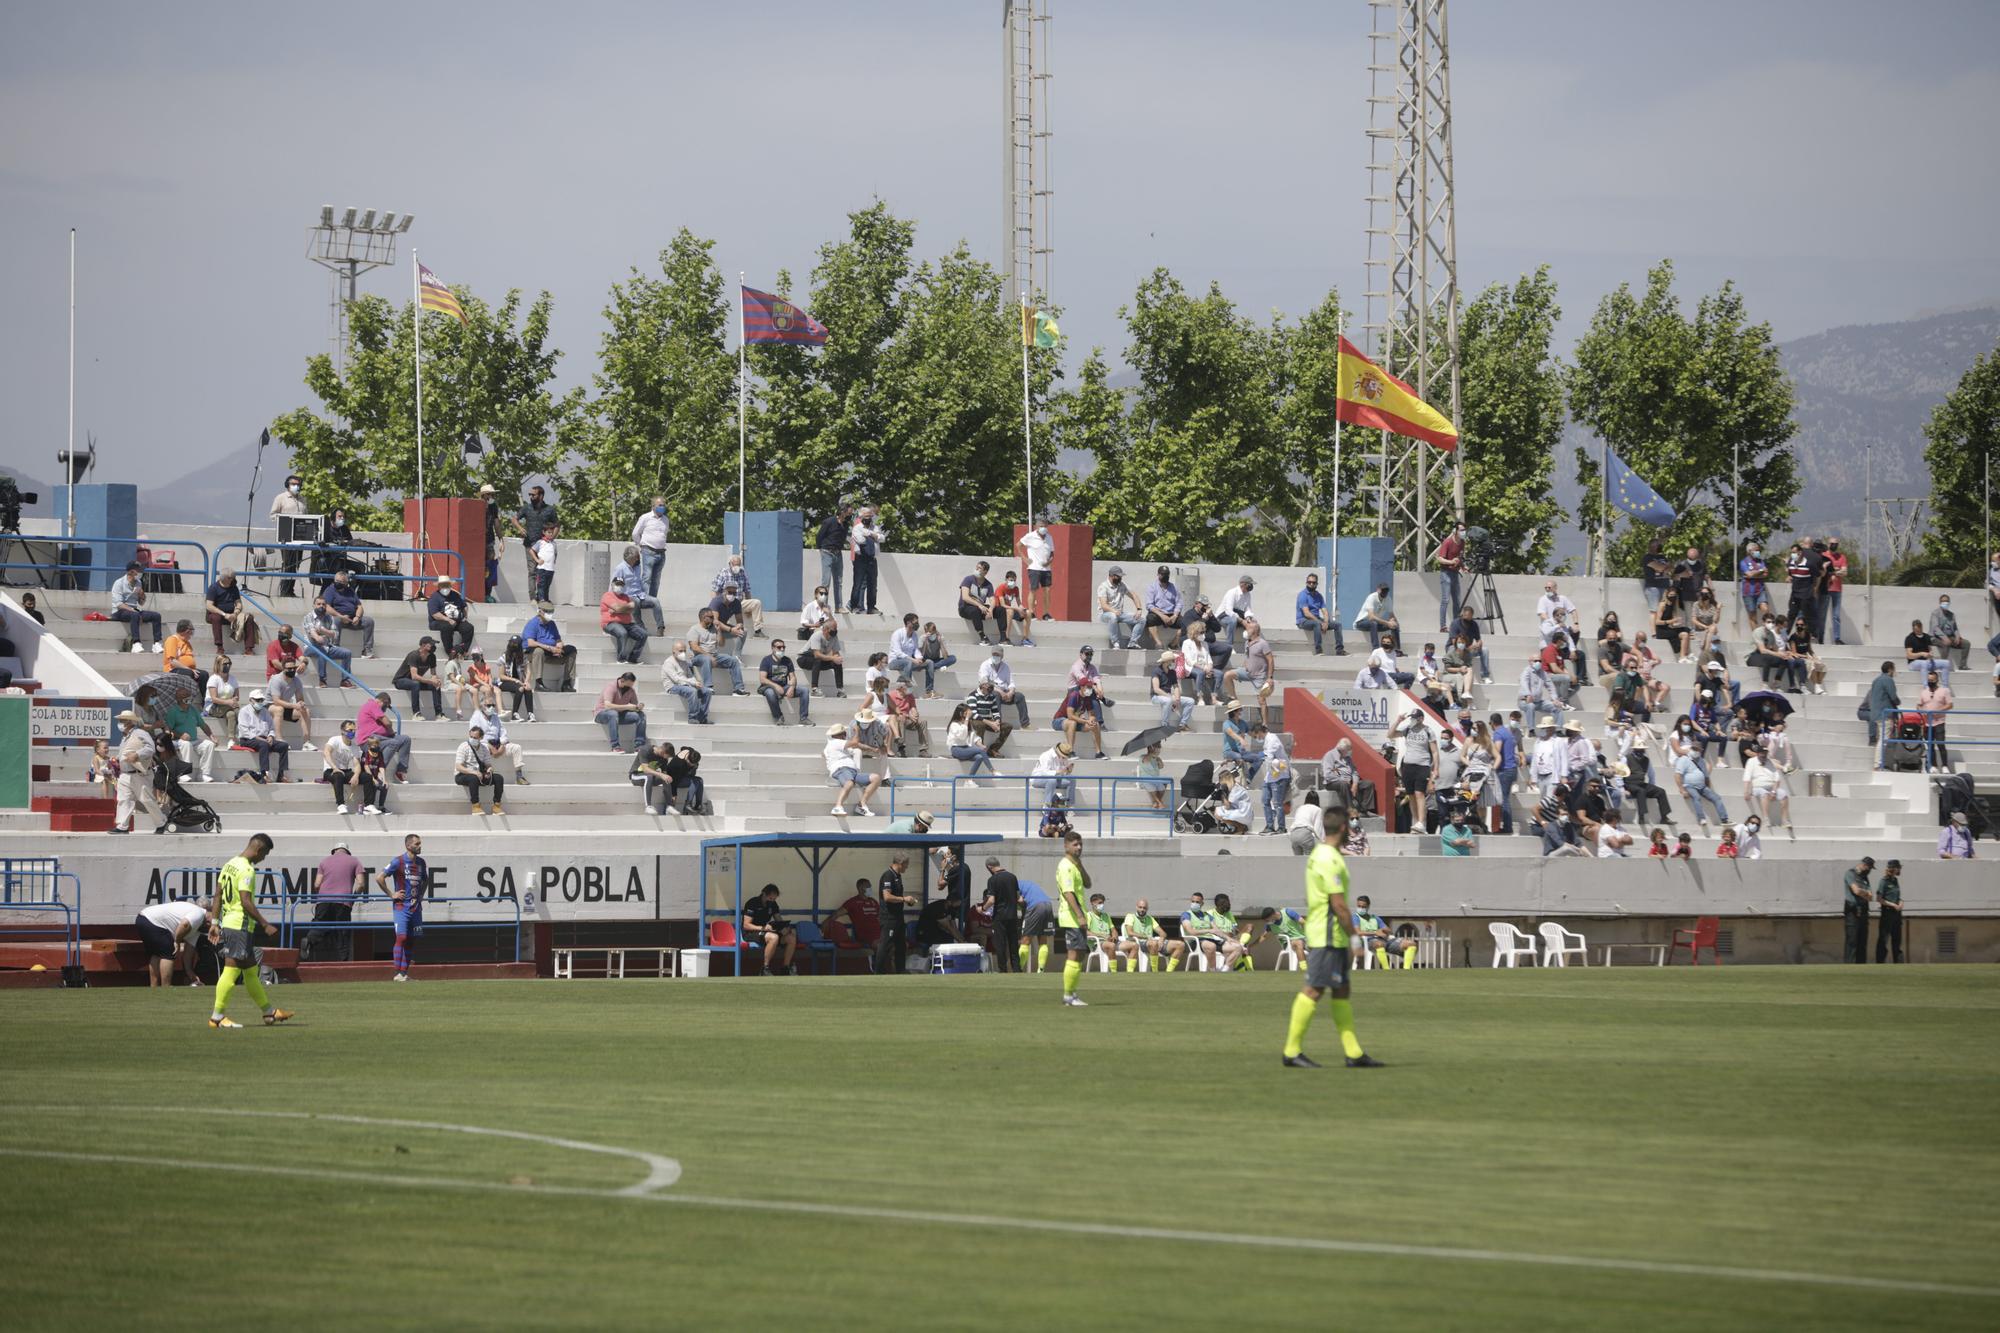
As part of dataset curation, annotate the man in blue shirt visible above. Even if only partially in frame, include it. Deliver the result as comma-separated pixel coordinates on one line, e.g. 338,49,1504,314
1294,572,1344,656
321,568,375,657
520,602,578,692
383,833,428,982
1143,566,1183,650
1019,878,1056,973
1490,710,1519,834
614,545,667,635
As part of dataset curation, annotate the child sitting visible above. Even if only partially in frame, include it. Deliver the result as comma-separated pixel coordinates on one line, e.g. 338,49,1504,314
1646,827,1670,858
1672,832,1694,859
1716,826,1739,858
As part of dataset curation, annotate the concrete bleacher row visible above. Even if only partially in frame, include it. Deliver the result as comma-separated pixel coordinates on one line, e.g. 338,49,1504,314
17,573,1994,859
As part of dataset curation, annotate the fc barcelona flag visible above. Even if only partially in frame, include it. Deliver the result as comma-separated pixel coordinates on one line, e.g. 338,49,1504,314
741,286,828,346
417,262,468,326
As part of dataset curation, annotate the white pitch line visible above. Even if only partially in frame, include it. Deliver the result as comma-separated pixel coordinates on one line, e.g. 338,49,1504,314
0,1140,1993,1302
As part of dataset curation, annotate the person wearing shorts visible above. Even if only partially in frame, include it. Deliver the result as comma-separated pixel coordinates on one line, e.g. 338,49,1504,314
204,833,292,1028
1020,880,1056,973
135,899,208,987
1280,803,1380,1069
383,832,428,982
1055,831,1091,1006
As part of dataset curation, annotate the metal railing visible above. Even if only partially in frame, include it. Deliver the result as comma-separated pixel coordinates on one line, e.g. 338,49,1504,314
236,588,403,732
211,540,465,599
1889,707,1999,775
0,535,211,589
277,892,522,962
0,858,81,971
886,774,1178,837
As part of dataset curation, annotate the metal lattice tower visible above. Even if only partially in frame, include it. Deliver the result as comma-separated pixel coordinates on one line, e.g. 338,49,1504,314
1001,0,1053,308
1362,0,1462,566
307,206,411,377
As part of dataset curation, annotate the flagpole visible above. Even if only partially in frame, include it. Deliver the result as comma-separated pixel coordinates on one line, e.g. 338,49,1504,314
66,227,75,539
1331,309,1343,615
1021,299,1034,525
737,272,747,556
414,249,427,572
1598,434,1609,619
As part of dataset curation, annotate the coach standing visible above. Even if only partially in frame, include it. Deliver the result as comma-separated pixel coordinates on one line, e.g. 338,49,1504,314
875,852,916,976
982,855,1022,973
1841,856,1875,964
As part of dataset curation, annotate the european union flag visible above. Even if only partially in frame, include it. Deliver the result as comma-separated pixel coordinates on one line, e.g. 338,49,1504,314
1607,449,1677,527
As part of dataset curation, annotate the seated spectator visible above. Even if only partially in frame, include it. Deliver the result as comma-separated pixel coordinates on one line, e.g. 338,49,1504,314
663,745,704,815
1441,808,1478,855
454,723,506,815
1938,810,1975,860
1179,622,1222,705
1716,826,1740,858
1928,594,1970,672
1038,795,1074,840
707,588,749,658
629,741,677,814
885,680,932,758
427,575,473,657
887,612,924,686
797,584,833,642
520,603,578,693
203,569,260,655
451,645,496,718
1352,896,1416,969
232,689,291,784
947,703,995,775
1053,683,1106,760
1213,772,1255,835
1179,596,1232,671
957,560,1011,645
713,552,764,639
320,720,361,814
1356,641,1414,690
1294,571,1342,655
1647,827,1671,857
1787,617,1828,695
1215,575,1256,649
467,702,529,785
755,638,807,726
915,620,957,699
742,885,798,975
848,706,894,805
1439,637,1476,699
1537,793,1586,857
1353,582,1398,650
963,680,1013,758
321,568,375,657
1731,813,1764,860
1595,807,1636,857
1032,740,1078,808
995,571,1031,646
1225,618,1276,726
302,597,354,689
1152,651,1195,731
204,655,241,736
864,651,893,700
1669,742,1729,833
265,624,305,679
594,671,649,752
614,545,668,636
1097,565,1143,650
821,878,884,952
266,659,314,749
687,607,747,694
354,690,413,783
109,562,162,653
1688,589,1724,662
976,645,1031,728
800,618,847,698
1221,702,1262,781
600,584,647,665
1594,625,1627,680
1180,893,1244,969
1535,579,1578,646
497,637,537,722
1316,739,1355,804
394,637,446,720
164,621,206,693
1143,565,1183,650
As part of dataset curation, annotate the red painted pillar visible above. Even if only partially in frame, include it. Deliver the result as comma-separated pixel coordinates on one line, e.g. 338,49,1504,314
1283,686,1399,819
1014,522,1095,621
403,497,487,601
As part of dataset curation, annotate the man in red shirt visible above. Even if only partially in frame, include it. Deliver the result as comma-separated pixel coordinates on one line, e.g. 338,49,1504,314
265,625,305,678
1538,632,1579,706
820,878,883,951
1435,522,1466,631
599,586,648,665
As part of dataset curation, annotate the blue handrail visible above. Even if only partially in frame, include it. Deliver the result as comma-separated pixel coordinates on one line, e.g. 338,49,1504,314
886,774,1178,837
211,540,464,596
277,892,522,962
236,588,404,734
0,858,81,971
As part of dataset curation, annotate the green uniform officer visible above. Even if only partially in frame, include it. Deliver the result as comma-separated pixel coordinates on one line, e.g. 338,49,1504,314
1056,832,1091,1007
1842,857,1875,964
1282,803,1381,1069
1874,860,1904,963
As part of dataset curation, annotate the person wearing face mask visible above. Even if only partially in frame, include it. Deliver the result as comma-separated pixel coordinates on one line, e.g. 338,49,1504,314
513,484,561,589
621,494,667,599
520,602,578,693
713,552,764,637
976,643,1031,729
1143,565,1183,650
1737,540,1770,621
477,484,500,596
1097,565,1141,649
614,544,667,636
1822,538,1848,643
269,474,308,598
1017,519,1056,622
1928,594,1969,672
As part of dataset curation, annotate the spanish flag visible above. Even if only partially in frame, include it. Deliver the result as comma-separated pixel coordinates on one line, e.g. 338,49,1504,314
417,262,468,326
1335,336,1457,451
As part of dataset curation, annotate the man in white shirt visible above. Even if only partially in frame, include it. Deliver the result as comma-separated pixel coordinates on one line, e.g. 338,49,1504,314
1356,643,1413,690
848,506,886,616
1017,521,1055,622
977,645,1031,728
1535,580,1577,645
1032,740,1077,807
1353,583,1398,650
630,495,671,598
661,641,715,723
1595,807,1635,857
468,701,530,782
1216,575,1256,649
109,562,162,653
887,613,924,685
1096,566,1141,649
135,899,209,987
233,689,292,784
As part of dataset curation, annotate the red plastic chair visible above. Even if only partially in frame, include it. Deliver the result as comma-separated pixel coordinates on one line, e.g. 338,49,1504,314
708,920,739,948
1667,915,1719,965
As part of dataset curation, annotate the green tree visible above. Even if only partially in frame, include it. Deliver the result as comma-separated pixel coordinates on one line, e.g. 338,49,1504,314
563,229,736,542
1918,340,2000,580
272,287,584,531
1567,260,1798,575
1048,349,1130,535
1457,267,1566,572
1272,289,1370,564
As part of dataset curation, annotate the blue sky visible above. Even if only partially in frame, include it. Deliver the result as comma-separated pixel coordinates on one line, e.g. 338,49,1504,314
4,0,1997,490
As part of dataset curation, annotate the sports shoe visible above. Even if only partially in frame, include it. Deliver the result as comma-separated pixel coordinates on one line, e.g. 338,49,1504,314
1282,1054,1323,1068
130,643,147,654
1061,994,1088,1007
392,972,408,982
1021,638,1037,647
300,741,316,750
527,713,539,723
1345,1054,1385,1068
830,805,848,816
335,804,349,815
515,773,530,786
361,804,382,815
208,1015,242,1029
264,1008,294,1026
858,805,876,817
732,687,748,696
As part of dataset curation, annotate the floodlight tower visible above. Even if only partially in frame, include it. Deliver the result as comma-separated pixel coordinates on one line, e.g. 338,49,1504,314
307,205,413,374
1001,0,1053,310
1362,0,1462,567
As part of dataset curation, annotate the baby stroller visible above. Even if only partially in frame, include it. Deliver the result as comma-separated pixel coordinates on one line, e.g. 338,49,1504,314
1885,711,1940,773
1173,759,1228,834
158,766,222,834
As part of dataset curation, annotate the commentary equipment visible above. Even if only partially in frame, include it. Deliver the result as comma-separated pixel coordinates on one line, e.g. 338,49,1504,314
1453,524,1506,632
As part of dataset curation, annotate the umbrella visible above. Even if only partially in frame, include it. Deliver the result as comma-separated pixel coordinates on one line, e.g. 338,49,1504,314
128,670,198,718
1736,690,1795,725
1121,724,1178,756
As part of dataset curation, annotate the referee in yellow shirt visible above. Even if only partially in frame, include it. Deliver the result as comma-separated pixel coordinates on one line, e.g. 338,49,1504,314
1281,803,1381,1068
1056,830,1091,1007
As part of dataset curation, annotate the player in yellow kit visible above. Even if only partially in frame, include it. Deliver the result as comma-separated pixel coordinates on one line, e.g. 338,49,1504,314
1281,803,1380,1069
1055,830,1091,1007
205,833,294,1029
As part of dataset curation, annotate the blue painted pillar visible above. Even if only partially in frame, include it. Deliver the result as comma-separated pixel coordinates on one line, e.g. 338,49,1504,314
723,510,804,613
53,483,137,592
1318,535,1394,630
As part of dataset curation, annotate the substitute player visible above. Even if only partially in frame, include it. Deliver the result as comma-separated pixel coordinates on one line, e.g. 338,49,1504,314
383,832,428,982
205,833,293,1028
1056,830,1091,1007
1281,804,1381,1069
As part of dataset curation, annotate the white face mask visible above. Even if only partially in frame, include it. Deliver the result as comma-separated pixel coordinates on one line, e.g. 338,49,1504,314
288,483,301,494
1940,600,1950,609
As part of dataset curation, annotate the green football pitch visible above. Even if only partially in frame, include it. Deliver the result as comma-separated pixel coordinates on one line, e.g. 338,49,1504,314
2,966,1996,1331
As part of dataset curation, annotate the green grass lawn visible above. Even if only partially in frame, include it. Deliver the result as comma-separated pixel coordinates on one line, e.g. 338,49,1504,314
1,965,1996,1331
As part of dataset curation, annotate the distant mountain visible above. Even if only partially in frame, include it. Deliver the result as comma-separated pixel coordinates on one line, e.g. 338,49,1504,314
1779,307,1998,536
0,465,54,519
140,436,287,529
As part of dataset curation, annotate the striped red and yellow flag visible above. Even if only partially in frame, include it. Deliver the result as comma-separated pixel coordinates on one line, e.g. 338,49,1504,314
418,262,468,326
1334,336,1458,451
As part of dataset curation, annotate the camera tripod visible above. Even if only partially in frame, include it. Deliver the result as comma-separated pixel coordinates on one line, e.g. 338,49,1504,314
1453,567,1506,633
0,526,54,590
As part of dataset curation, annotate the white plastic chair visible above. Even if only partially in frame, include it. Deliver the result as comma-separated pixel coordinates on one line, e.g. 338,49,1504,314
1085,939,1118,972
1538,922,1589,968
1351,939,1376,971
1273,941,1300,971
1488,922,1539,968
1183,935,1214,972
